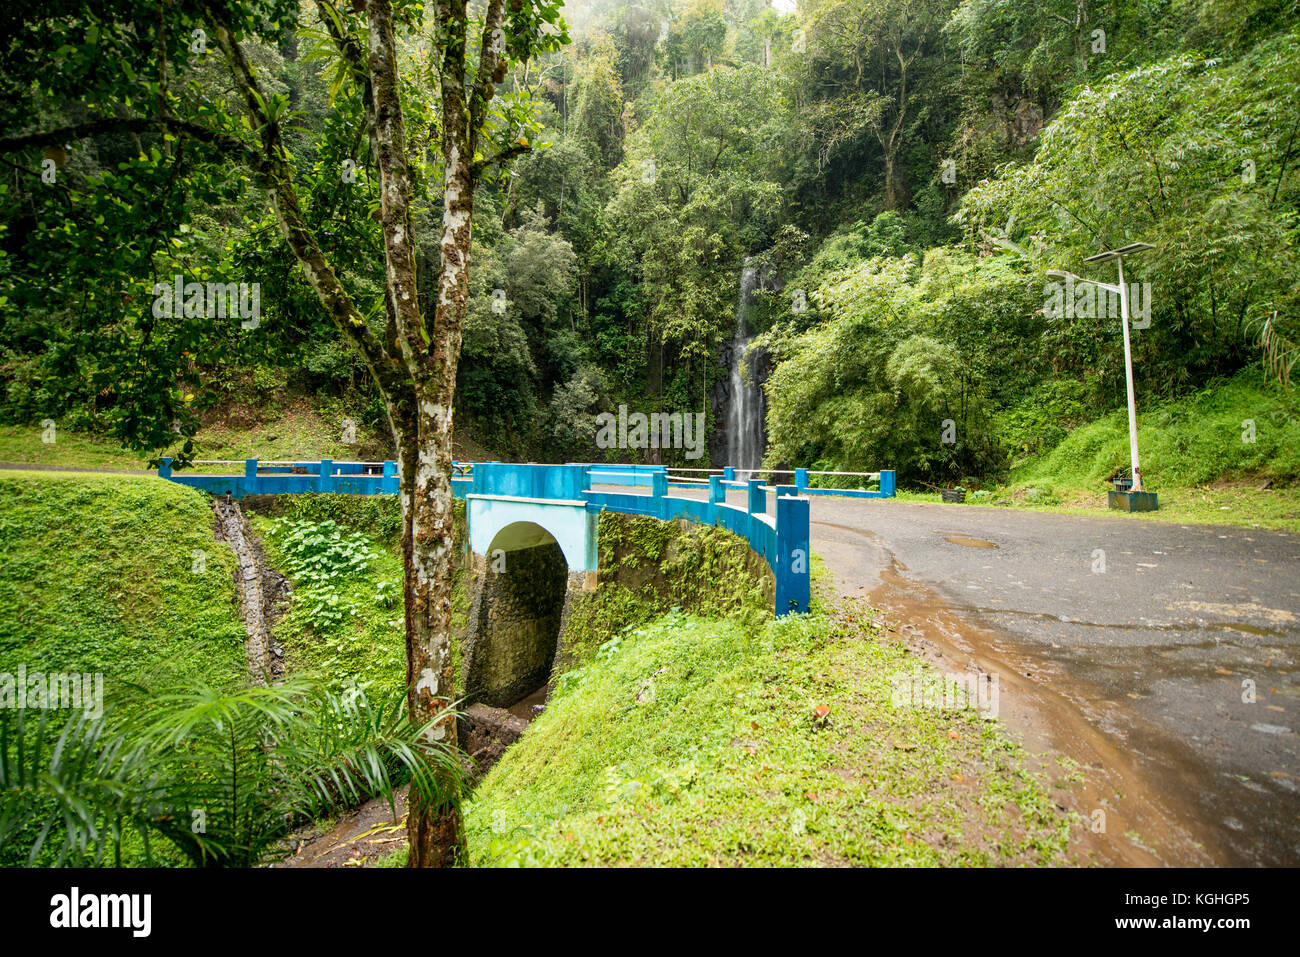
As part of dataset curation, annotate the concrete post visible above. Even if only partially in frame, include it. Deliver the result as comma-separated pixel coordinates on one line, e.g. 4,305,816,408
708,475,724,505
775,491,810,615
795,468,809,492
319,459,334,493
747,478,766,515
879,470,897,497
159,457,173,479
651,470,668,519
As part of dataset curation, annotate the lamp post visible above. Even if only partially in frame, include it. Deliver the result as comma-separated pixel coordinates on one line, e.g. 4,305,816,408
1047,242,1154,493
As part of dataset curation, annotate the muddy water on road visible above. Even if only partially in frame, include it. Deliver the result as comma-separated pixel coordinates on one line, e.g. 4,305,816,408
816,521,1227,867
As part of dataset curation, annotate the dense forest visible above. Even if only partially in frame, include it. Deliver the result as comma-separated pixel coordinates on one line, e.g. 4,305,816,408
2,0,1298,483
2,0,1299,879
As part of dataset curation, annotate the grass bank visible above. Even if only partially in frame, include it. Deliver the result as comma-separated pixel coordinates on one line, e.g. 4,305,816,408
455,514,1075,867
464,603,1074,866
0,472,249,866
909,371,1300,531
0,472,246,694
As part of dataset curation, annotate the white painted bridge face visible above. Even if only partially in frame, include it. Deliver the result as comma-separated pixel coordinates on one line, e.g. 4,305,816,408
467,494,599,572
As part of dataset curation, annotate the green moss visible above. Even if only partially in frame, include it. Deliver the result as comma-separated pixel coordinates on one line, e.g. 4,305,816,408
560,513,773,672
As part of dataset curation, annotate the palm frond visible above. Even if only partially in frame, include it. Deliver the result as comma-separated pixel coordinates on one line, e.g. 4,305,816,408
270,685,464,821
2,678,466,867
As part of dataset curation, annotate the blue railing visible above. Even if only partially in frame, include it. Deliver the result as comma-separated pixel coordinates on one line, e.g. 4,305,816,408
161,458,895,501
157,458,895,616
586,464,897,498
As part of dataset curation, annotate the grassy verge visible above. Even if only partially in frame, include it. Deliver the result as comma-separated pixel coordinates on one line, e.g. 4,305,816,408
0,401,490,472
0,427,150,469
0,406,379,472
464,603,1074,866
0,471,246,693
897,485,1300,531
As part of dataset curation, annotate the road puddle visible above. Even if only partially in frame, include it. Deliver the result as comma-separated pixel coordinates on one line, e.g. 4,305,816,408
1215,621,1284,638
942,533,999,549
866,562,1222,866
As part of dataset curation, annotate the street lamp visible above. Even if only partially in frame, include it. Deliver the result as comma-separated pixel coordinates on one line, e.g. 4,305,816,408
1047,242,1154,495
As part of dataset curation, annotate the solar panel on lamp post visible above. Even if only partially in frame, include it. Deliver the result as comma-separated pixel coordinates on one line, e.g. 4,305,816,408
1048,242,1154,492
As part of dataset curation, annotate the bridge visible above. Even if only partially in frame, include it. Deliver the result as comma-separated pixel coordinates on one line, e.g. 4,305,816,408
158,457,896,620
158,456,894,711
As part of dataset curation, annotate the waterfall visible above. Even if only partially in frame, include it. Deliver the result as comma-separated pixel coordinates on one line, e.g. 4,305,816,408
726,261,765,480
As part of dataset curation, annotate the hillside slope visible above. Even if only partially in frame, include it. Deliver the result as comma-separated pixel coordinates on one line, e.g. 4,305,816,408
0,472,247,696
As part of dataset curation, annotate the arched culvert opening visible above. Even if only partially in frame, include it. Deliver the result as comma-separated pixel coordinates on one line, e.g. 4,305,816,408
461,521,569,717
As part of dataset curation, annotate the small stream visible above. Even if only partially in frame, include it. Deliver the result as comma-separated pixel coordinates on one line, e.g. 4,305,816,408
506,683,550,721
213,498,287,684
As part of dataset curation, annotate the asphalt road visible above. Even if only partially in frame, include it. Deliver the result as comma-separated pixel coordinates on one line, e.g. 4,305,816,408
806,497,1300,866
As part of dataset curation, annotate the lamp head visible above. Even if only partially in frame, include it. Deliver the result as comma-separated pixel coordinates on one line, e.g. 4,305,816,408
1084,242,1154,264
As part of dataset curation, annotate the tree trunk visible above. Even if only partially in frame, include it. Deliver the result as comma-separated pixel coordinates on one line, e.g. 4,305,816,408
404,35,478,858
207,0,528,867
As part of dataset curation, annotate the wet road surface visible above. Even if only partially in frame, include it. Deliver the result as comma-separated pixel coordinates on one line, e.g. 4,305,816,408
807,498,1300,866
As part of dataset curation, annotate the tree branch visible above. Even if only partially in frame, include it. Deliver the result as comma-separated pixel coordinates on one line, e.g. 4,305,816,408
0,117,261,170
468,0,508,160
366,0,426,373
469,141,530,180
199,0,409,402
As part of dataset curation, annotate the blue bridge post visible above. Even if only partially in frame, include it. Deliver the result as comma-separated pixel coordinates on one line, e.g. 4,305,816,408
318,459,334,493
708,474,724,505
775,488,810,615
880,470,897,497
159,457,173,479
382,460,398,494
747,478,766,515
723,467,736,483
795,468,808,492
651,470,668,519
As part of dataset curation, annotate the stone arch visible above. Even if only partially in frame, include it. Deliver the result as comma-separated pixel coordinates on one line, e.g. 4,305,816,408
466,496,599,573
460,521,572,710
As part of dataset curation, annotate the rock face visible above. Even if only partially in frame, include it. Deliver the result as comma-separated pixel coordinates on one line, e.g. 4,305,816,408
460,540,568,708
460,703,530,777
989,93,1045,148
